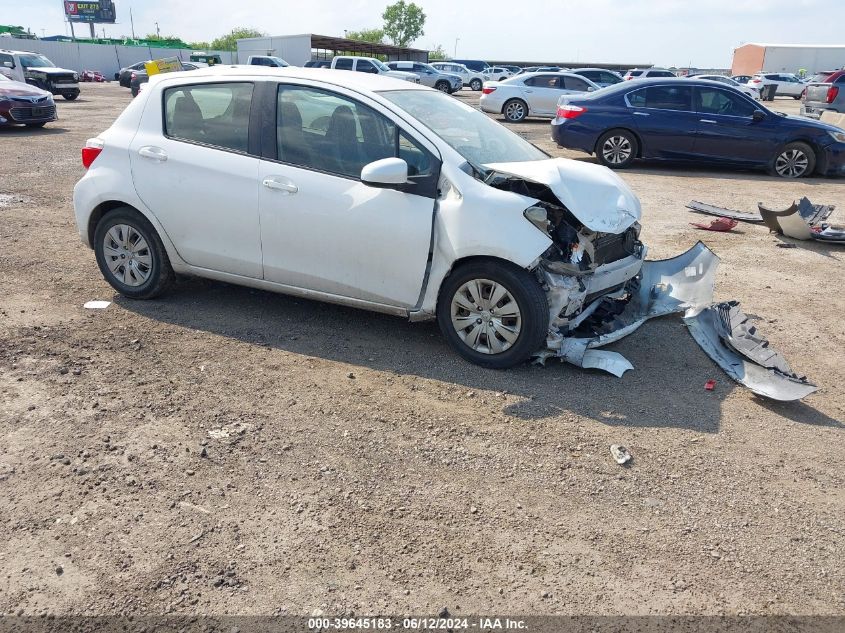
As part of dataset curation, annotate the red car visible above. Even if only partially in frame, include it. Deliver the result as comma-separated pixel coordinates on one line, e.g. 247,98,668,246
0,74,57,128
81,69,106,82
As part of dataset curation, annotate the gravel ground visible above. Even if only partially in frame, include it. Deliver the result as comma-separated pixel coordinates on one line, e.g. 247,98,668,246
0,83,843,617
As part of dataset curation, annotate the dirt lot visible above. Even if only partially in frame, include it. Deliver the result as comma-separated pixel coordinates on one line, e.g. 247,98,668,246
1,83,843,617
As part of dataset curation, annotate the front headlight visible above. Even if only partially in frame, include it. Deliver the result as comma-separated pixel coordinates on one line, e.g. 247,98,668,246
828,130,845,143
73,73,79,81
524,206,550,235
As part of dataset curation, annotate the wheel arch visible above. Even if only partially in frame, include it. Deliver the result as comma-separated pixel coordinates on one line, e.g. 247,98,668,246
86,200,182,266
776,137,823,174
594,126,644,158
435,254,537,304
501,97,529,116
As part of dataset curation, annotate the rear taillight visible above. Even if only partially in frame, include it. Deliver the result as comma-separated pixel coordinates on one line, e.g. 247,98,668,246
752,79,762,84
557,104,587,119
827,86,840,103
82,139,104,169
482,86,496,94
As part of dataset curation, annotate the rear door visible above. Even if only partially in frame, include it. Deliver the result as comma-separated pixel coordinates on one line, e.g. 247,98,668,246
627,84,699,159
129,80,263,278
692,86,775,164
522,75,562,115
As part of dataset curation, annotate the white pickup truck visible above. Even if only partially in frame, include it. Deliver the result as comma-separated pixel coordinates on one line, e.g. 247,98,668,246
330,56,419,83
0,49,80,100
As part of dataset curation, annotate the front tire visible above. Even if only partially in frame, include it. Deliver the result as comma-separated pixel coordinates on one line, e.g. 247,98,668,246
470,78,483,91
434,80,450,93
437,261,549,369
63,91,79,101
502,98,528,122
596,129,638,169
94,207,174,299
770,142,815,178
25,122,47,128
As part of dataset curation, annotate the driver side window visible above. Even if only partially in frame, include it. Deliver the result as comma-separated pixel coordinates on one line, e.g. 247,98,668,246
276,85,433,179
695,88,756,117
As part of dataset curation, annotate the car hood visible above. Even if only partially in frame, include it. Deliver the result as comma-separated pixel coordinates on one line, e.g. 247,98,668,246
0,80,52,98
483,158,641,233
780,113,842,133
26,67,76,76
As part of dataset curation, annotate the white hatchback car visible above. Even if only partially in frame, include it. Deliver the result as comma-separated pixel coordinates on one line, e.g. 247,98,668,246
480,71,600,121
73,66,654,369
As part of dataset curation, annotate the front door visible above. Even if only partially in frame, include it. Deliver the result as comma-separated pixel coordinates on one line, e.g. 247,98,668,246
692,86,777,164
129,81,263,278
257,83,439,307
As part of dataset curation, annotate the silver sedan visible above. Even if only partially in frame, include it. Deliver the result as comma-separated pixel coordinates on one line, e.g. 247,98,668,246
479,72,600,122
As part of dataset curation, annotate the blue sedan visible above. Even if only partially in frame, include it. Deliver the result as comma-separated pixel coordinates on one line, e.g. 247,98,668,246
550,78,845,177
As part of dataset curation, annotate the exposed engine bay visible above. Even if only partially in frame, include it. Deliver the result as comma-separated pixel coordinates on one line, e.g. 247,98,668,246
484,166,816,402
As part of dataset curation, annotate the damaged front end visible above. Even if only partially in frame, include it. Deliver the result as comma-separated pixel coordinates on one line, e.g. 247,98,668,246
484,161,817,401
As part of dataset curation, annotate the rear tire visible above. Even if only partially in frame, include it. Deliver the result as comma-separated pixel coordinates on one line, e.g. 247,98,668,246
770,142,815,178
470,78,483,91
94,207,175,299
437,260,549,369
596,129,638,169
502,98,528,122
25,122,47,128
63,92,79,101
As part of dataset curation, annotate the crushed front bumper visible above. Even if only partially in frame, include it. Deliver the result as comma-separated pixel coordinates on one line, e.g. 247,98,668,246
539,242,817,401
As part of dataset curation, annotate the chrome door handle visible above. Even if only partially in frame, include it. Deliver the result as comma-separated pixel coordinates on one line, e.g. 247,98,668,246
700,119,717,124
138,146,167,161
262,177,298,194
633,111,649,116
524,89,533,93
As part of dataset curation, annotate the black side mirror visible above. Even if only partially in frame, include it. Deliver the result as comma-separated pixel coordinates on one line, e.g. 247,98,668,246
752,110,766,122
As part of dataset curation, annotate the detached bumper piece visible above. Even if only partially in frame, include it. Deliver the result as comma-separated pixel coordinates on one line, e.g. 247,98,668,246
685,302,818,401
758,198,845,243
541,242,816,401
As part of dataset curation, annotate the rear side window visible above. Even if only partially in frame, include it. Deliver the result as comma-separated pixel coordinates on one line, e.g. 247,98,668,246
628,70,642,77
628,86,692,110
578,71,598,81
276,85,433,180
334,58,353,70
525,75,559,88
164,82,253,153
650,71,676,77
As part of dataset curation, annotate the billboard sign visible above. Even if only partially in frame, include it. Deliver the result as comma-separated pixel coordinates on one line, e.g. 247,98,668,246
64,1,117,24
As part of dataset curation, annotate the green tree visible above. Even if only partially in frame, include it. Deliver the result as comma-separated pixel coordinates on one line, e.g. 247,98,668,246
210,27,266,52
346,28,385,44
188,41,211,50
428,44,448,61
382,1,426,47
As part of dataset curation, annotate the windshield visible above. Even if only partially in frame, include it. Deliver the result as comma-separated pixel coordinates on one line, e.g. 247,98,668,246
20,54,55,68
373,59,390,72
380,90,548,168
270,57,289,66
0,74,8,82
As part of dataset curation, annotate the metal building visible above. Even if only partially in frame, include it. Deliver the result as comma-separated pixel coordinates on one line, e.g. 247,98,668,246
732,43,845,76
236,34,429,66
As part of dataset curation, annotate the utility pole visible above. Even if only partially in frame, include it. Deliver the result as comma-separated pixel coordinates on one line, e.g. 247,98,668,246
130,7,136,39
155,22,160,38
454,37,459,58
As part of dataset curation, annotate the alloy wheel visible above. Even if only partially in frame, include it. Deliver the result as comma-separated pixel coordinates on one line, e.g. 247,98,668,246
450,279,522,354
102,224,153,287
775,149,809,177
505,101,526,121
602,135,632,164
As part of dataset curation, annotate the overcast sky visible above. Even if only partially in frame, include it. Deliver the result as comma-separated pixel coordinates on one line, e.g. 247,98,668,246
9,0,844,67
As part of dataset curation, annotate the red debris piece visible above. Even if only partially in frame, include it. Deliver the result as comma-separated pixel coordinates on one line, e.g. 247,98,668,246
704,379,717,391
690,218,739,232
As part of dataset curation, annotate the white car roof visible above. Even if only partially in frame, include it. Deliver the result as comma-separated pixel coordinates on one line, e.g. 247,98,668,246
147,65,430,92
